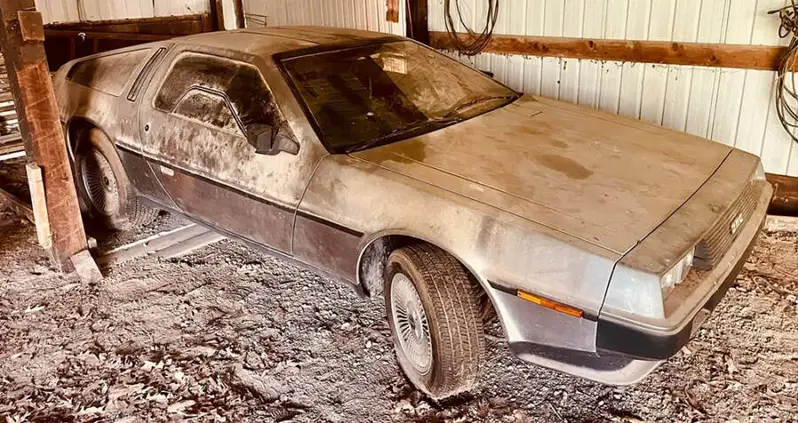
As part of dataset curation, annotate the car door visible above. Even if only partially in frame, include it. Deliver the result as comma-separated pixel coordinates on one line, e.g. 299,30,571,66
136,47,315,254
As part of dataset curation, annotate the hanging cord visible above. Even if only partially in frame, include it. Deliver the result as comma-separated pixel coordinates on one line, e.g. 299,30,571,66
771,1,798,144
444,0,499,56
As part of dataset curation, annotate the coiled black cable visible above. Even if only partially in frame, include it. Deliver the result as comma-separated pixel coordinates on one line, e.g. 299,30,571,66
444,0,499,56
771,1,798,144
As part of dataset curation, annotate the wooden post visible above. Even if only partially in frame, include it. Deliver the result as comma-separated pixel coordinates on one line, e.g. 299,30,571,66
210,0,225,31
233,0,245,29
0,0,97,278
407,0,429,45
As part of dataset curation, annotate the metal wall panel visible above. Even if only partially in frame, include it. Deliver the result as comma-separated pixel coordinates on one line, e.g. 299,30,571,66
430,0,798,176
36,0,211,24
242,0,406,36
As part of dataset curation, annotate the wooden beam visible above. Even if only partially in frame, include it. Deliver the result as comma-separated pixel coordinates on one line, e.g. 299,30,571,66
407,0,429,45
430,32,790,71
45,13,212,34
44,29,172,42
43,14,215,70
0,1,89,270
767,173,798,217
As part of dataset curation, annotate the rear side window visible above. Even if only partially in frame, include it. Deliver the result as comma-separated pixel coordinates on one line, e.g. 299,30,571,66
68,49,151,96
155,52,280,132
128,47,167,101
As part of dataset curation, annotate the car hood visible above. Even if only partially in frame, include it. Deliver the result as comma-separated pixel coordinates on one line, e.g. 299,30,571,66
351,95,732,254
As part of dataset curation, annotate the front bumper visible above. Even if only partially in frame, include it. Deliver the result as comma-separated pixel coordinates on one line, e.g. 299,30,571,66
596,179,771,362
595,222,760,360
491,178,771,385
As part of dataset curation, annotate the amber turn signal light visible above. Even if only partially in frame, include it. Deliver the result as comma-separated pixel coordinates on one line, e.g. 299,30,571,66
516,290,584,318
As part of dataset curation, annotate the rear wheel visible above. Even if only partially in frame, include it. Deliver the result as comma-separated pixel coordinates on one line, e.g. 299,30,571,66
74,127,158,231
385,244,486,399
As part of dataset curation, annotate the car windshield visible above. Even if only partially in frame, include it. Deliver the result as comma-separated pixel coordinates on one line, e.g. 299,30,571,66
279,40,519,153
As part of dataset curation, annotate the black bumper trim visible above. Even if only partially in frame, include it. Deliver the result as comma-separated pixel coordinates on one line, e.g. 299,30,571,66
596,232,759,361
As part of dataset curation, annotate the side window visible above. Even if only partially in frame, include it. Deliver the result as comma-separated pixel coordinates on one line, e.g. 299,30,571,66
68,49,152,96
128,47,168,101
173,89,241,134
155,52,280,134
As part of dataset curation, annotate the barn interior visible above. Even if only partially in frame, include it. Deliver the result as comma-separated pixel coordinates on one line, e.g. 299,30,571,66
1,1,797,421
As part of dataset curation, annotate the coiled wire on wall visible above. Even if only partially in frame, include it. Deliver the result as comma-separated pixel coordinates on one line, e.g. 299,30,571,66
772,1,798,144
444,0,499,56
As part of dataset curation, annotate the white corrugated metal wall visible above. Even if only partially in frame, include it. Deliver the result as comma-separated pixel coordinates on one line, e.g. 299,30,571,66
430,0,798,176
35,0,211,24
45,0,794,175
242,0,406,35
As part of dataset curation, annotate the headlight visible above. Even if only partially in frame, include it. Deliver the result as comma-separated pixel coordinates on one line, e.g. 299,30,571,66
661,248,695,297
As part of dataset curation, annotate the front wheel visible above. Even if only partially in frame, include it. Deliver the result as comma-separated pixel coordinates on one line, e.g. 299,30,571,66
384,244,486,399
73,127,159,231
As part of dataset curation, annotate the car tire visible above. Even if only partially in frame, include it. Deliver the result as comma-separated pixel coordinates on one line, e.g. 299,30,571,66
384,244,486,399
74,127,158,231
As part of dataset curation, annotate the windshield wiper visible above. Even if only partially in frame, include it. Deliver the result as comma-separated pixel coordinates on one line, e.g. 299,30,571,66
443,95,519,119
346,116,462,153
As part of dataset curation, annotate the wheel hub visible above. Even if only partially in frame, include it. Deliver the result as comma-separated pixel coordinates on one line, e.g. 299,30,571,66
80,150,120,216
390,273,432,375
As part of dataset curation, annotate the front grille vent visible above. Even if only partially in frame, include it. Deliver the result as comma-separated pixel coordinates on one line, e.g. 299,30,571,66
694,182,760,269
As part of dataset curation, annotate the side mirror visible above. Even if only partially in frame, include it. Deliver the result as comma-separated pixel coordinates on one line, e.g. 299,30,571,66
246,123,299,156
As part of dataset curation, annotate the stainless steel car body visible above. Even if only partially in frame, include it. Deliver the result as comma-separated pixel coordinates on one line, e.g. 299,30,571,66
52,26,773,385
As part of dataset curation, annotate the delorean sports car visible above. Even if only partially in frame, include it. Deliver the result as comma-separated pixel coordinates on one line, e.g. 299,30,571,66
52,26,772,398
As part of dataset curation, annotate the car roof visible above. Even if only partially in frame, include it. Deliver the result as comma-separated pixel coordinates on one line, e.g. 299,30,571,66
178,26,403,58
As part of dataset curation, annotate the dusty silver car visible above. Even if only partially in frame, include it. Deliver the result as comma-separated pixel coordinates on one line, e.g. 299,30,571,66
53,26,773,398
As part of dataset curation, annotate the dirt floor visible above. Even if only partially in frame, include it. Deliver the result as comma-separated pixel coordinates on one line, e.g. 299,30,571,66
1,177,798,422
